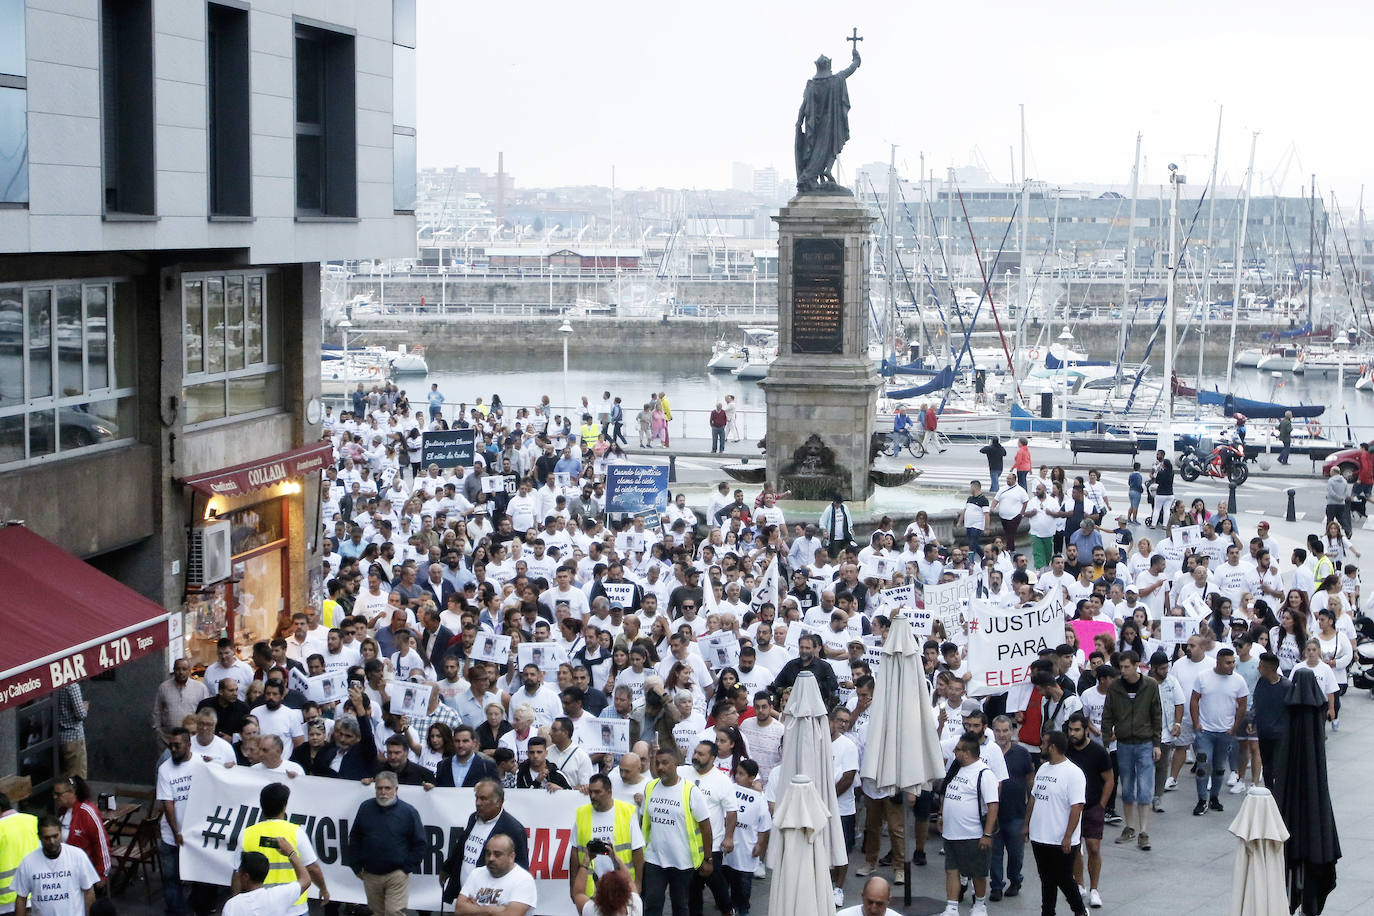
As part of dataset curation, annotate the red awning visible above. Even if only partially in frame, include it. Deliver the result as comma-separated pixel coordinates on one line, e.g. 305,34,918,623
0,525,171,710
180,440,333,499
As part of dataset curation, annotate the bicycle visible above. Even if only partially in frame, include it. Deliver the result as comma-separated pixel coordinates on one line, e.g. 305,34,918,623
880,431,923,459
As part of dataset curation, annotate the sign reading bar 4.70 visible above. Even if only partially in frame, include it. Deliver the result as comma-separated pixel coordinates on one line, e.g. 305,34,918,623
421,428,476,468
0,618,169,711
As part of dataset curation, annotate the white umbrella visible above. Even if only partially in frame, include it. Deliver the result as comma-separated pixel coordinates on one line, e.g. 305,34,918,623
1227,786,1290,916
770,671,846,868
859,612,945,797
767,775,837,916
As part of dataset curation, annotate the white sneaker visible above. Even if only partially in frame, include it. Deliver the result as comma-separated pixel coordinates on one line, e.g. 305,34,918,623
1226,771,1239,787
941,905,960,916
833,887,845,908
971,899,988,916
1164,776,1179,791
1229,780,1249,795
1090,888,1104,908
753,863,767,879
1333,718,1341,731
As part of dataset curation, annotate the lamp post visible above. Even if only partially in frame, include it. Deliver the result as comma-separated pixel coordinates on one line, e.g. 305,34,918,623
559,318,573,417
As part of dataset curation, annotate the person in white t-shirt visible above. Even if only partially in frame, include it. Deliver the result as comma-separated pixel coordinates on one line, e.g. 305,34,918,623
641,747,713,912
938,734,1001,916
454,833,537,916
249,735,306,780
220,837,313,916
13,816,99,916
830,708,861,908
250,681,306,750
1025,731,1087,916
191,709,238,765
1188,647,1249,814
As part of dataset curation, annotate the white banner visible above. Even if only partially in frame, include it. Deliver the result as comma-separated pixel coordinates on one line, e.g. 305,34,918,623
180,764,584,914
924,576,976,635
965,592,1066,697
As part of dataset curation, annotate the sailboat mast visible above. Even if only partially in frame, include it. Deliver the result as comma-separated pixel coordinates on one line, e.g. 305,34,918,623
1018,104,1030,364
1309,175,1316,326
1165,165,1183,438
1119,134,1142,387
886,145,898,365
1196,107,1222,406
1226,133,1257,389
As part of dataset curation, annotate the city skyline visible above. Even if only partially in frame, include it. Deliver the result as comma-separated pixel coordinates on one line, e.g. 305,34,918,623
417,0,1371,203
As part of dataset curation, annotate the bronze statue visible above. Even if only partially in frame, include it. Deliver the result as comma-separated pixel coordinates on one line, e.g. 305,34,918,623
794,29,862,194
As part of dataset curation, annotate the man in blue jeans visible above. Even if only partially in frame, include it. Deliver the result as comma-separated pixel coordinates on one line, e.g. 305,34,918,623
1188,647,1249,816
988,716,1032,901
1100,651,1162,851
155,727,201,916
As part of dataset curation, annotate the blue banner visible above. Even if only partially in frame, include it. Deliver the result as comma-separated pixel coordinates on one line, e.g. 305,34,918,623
420,428,476,467
604,464,670,516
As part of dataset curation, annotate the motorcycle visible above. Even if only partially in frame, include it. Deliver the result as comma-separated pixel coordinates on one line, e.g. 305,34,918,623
1179,433,1249,485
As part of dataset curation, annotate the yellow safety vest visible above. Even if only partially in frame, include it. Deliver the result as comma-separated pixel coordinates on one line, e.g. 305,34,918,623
640,778,703,869
0,812,39,909
241,818,307,907
574,800,638,894
581,424,599,448
322,599,342,629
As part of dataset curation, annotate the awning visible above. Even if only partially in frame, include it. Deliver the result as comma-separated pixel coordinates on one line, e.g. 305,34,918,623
0,525,171,711
180,440,333,498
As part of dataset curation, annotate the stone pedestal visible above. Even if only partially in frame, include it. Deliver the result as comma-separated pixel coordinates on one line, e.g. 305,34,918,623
759,192,881,502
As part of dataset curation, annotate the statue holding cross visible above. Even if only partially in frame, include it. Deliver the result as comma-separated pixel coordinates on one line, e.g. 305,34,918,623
794,28,862,194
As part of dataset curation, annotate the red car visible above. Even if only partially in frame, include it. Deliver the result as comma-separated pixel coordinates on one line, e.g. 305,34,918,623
1322,442,1373,476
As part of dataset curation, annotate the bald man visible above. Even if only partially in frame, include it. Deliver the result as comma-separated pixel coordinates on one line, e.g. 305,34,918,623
837,876,892,916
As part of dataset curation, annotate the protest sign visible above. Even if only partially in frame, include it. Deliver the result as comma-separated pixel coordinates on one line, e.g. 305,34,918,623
1173,525,1201,548
389,682,432,717
602,582,635,609
306,672,348,705
585,718,631,755
881,582,916,610
1161,615,1201,647
519,642,567,678
925,576,976,634
604,465,670,515
1071,619,1117,654
966,592,1067,697
470,633,512,665
420,428,476,467
864,644,884,671
553,471,572,488
899,605,934,637
180,766,582,914
700,631,741,670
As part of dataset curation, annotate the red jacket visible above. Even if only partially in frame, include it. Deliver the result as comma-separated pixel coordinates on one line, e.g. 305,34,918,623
924,407,937,431
710,409,727,428
66,801,111,880
1014,444,1033,472
1358,449,1374,486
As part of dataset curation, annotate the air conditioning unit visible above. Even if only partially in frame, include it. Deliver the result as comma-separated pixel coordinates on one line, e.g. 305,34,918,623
187,519,232,587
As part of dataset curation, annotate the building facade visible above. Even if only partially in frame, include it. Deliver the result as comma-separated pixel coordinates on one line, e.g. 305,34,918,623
0,0,415,790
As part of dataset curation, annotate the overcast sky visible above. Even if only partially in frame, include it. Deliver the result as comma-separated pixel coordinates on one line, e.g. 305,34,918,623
417,0,1370,205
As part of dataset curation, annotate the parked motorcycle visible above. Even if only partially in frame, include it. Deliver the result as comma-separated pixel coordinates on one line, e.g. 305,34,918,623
1179,433,1249,485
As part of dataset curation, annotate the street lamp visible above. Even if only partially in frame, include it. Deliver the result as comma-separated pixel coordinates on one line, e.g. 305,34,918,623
559,318,573,418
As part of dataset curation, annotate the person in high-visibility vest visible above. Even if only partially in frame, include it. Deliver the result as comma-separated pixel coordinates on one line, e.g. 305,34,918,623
0,794,39,916
639,747,711,916
237,783,328,916
574,774,644,895
581,415,600,450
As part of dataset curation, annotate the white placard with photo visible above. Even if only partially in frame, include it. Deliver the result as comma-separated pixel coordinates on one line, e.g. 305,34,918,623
518,642,568,675
585,718,631,755
1160,615,1201,647
553,472,572,489
389,681,433,717
307,672,349,705
470,633,512,664
700,631,741,670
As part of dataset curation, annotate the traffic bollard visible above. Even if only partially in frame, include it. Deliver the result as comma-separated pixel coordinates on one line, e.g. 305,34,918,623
668,454,677,483
1287,488,1296,523
1228,483,1238,515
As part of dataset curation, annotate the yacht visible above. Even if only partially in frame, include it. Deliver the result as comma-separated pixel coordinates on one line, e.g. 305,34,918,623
708,327,777,372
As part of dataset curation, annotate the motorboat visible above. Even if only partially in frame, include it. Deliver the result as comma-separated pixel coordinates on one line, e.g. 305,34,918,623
1256,346,1302,372
732,345,776,379
708,327,777,372
1234,348,1264,368
385,344,428,375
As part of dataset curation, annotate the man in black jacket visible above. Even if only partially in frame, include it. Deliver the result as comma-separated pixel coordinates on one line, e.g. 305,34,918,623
314,690,380,779
770,634,838,702
371,735,436,787
435,725,500,787
417,606,456,672
347,770,426,914
439,778,530,903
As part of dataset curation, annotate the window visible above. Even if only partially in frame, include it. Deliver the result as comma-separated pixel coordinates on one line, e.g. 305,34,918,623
207,2,250,217
181,271,283,425
0,280,137,469
0,0,26,204
101,0,155,215
294,24,355,217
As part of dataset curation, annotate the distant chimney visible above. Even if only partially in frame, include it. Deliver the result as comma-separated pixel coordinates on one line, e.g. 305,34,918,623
496,152,505,226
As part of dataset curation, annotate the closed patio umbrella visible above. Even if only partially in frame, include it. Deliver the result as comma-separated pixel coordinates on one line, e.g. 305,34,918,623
770,671,846,868
1273,667,1341,914
767,775,836,916
859,612,944,797
1227,786,1290,916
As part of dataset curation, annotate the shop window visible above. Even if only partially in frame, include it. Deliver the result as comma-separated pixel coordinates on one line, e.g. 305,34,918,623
181,271,283,424
0,280,138,469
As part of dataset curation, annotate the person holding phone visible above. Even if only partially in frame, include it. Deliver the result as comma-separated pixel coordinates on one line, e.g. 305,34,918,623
571,844,640,916
237,782,328,914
